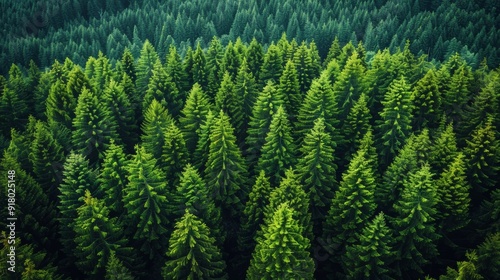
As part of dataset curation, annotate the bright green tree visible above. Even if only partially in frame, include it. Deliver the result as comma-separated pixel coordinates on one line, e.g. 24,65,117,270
220,41,242,80
246,38,264,82
120,47,136,83
259,43,283,86
215,71,244,138
206,37,224,98
100,143,130,215
136,40,160,98
179,83,212,154
296,117,337,226
192,42,209,89
430,122,458,175
72,87,119,165
58,152,98,259
376,76,413,167
247,203,315,280
193,109,215,171
392,164,440,278
235,58,259,130
74,190,135,277
45,80,75,131
165,45,189,96
123,146,170,259
411,68,441,130
293,42,316,94
205,110,248,219
105,251,135,280
278,59,301,121
140,99,173,161
162,211,227,280
343,93,372,160
344,212,395,280
161,121,188,188
257,105,296,186
324,37,341,67
143,59,181,116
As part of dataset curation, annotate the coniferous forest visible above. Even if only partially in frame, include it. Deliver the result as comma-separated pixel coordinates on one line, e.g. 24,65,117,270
0,0,499,279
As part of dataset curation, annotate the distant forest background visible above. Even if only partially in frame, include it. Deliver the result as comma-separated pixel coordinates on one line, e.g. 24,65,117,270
0,0,499,75
0,0,499,279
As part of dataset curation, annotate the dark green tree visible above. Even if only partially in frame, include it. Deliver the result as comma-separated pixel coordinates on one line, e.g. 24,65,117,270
411,68,441,130
72,87,119,165
143,59,181,117
296,117,336,227
220,41,242,80
324,37,342,67
165,45,189,96
136,40,160,98
259,43,283,86
343,93,372,160
192,42,209,89
257,105,296,186
162,211,227,280
215,71,244,138
193,109,215,171
105,251,135,280
123,146,170,259
278,59,301,121
100,143,129,215
140,99,173,161
120,47,136,83
392,164,440,278
74,190,135,277
45,80,76,130
246,38,264,82
376,76,413,167
247,203,315,279
430,122,458,175
206,37,224,98
344,212,395,280
161,121,188,188
293,42,316,94
235,58,259,130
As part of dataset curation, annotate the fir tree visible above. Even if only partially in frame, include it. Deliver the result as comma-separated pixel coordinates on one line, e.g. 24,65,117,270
257,105,296,186
136,40,160,98
45,80,75,131
259,43,283,86
296,117,336,226
192,42,209,89
235,58,259,131
161,121,188,189
344,212,395,279
324,37,342,67
430,122,458,175
193,109,215,171
72,87,119,165
293,42,316,94
411,68,441,130
215,71,244,138
123,146,170,259
343,93,372,160
165,45,189,96
179,83,212,154
392,164,440,277
278,59,302,121
246,38,264,82
143,59,181,116
100,143,129,215
120,47,136,83
376,76,413,167
105,251,135,280
220,41,242,80
140,99,173,161
74,191,135,277
247,203,315,279
162,211,227,280
206,36,224,98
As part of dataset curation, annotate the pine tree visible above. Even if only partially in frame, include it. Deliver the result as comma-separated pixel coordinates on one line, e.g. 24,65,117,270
324,37,342,67
72,87,119,165
123,146,170,259
257,105,296,186
293,42,316,95
442,65,473,123
247,203,315,279
173,164,224,247
296,117,336,226
234,58,259,131
121,47,136,83
140,99,173,161
192,42,209,89
238,170,272,254
103,79,138,152
259,43,283,86
343,93,372,159
344,212,395,280
246,38,264,83
193,109,215,171
323,141,377,262
392,164,440,277
0,85,28,133
105,251,135,280
476,232,500,279
215,71,244,137
376,76,413,167
143,59,181,116
436,152,471,232
136,40,160,98
206,36,224,98
205,110,248,219
45,80,75,131
100,143,129,215
58,152,98,259
430,122,458,175
161,121,188,188
165,45,189,96
411,68,441,130
296,72,339,145
278,59,301,121
220,41,242,80
74,190,135,277
162,211,227,280
245,81,284,169
463,117,499,198
28,121,64,194
179,83,212,154
183,46,195,88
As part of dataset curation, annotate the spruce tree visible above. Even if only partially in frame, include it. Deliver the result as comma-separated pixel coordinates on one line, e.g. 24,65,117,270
179,83,212,154
392,164,440,278
162,211,227,280
206,36,224,98
193,109,215,171
165,45,189,96
247,203,315,279
192,42,209,90
436,152,471,232
120,47,136,83
123,146,170,259
411,68,441,130
100,143,129,215
343,93,372,160
257,105,296,186
234,58,259,131
296,117,337,226
140,99,173,161
324,37,342,67
143,59,181,116
430,122,458,175
58,152,98,259
173,164,224,247
74,190,135,277
45,80,75,131
259,43,283,86
278,59,302,121
136,40,160,98
376,76,413,167
293,42,316,94
220,41,242,80
215,71,244,138
246,38,264,83
161,121,188,189
105,251,135,280
344,212,395,280
72,87,119,165
103,79,138,152
205,110,248,219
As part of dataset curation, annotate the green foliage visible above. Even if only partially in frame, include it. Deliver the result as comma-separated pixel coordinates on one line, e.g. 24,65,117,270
140,99,173,161
123,146,170,259
392,164,440,277
257,105,296,186
293,42,316,94
143,59,181,116
430,123,458,175
259,44,283,85
165,45,189,95
100,143,129,215
105,251,135,280
343,93,372,159
161,121,188,188
215,71,244,137
344,212,395,280
193,109,216,171
163,211,227,280
235,58,259,131
72,87,119,165
476,233,500,279
247,203,315,279
136,40,160,97
278,59,301,120
412,68,441,130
